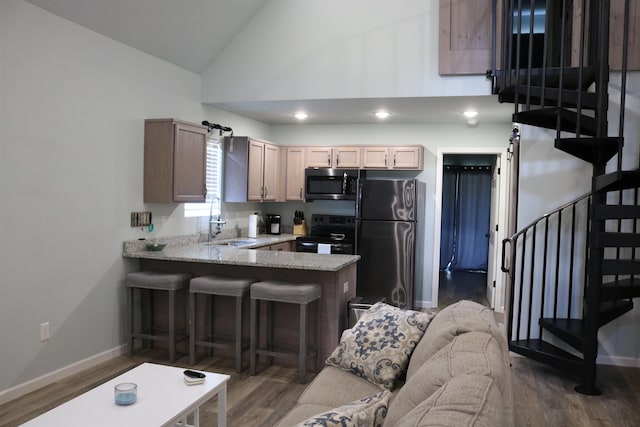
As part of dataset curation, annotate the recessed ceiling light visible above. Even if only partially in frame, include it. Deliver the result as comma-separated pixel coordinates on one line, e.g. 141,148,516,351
294,112,309,120
463,110,478,118
375,111,390,119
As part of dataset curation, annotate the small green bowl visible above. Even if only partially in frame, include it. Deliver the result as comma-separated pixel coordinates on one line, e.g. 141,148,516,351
146,243,166,251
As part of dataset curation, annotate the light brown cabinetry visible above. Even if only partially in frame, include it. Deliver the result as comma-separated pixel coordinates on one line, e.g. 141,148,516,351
285,147,306,201
268,241,292,251
223,136,282,202
362,146,424,170
144,118,207,203
305,147,362,168
439,0,493,75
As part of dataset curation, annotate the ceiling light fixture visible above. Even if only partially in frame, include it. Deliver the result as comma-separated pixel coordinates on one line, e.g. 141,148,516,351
463,110,478,118
294,112,309,120
375,111,390,119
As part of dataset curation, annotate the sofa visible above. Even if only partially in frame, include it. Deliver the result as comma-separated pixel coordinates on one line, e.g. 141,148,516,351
275,300,514,426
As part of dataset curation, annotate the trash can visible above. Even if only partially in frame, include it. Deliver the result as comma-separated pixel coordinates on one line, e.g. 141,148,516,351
347,296,387,328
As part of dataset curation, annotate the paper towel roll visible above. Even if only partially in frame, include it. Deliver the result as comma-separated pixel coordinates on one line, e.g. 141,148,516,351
248,214,258,238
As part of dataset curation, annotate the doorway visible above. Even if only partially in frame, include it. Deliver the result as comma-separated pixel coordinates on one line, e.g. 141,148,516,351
432,148,510,312
439,155,495,307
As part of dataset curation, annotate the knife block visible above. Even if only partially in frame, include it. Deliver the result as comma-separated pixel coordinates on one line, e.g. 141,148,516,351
293,220,307,236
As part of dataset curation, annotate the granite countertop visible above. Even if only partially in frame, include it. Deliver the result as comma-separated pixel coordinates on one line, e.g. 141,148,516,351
122,234,360,272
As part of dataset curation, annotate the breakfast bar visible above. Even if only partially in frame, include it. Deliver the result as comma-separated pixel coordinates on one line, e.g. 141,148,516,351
122,235,359,364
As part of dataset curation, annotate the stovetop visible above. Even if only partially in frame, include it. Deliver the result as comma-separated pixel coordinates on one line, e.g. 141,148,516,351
297,214,356,242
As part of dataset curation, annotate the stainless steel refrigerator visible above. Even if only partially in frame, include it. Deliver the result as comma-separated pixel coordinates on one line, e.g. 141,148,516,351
355,179,425,309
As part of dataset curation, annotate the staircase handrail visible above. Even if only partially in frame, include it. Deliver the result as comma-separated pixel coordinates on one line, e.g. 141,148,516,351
501,191,592,273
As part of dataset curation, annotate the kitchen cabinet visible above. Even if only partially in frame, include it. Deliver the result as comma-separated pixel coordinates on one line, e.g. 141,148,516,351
144,118,207,203
285,147,306,201
223,136,282,202
362,146,424,170
306,147,333,168
268,241,292,252
305,146,361,168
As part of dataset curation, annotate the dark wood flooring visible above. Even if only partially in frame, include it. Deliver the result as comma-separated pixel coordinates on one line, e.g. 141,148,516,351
438,269,490,308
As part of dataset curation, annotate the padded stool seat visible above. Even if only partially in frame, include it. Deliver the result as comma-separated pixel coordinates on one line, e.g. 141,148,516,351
250,280,321,384
189,275,256,372
126,270,192,362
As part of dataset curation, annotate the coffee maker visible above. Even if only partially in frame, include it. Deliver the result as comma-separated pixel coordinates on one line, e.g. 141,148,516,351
265,214,281,235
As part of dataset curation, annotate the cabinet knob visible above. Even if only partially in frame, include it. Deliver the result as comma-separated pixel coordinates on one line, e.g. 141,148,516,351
327,154,331,166
393,154,396,166
336,154,340,166
385,154,388,166
299,188,303,199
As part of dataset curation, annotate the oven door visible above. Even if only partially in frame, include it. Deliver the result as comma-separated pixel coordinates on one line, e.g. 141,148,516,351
295,240,318,253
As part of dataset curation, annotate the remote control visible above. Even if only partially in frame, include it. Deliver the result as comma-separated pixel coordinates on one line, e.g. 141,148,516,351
183,370,206,379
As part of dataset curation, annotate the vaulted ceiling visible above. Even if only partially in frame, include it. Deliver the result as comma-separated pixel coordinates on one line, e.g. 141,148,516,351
23,0,513,125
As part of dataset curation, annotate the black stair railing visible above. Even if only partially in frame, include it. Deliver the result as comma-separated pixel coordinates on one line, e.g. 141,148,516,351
501,193,591,348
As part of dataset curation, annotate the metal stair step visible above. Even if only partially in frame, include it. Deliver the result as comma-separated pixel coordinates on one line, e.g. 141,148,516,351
593,204,640,220
596,231,640,247
601,259,640,275
494,67,596,93
500,85,598,110
513,108,596,136
598,300,634,326
593,170,640,192
539,318,584,352
555,137,620,164
509,339,583,373
601,278,640,301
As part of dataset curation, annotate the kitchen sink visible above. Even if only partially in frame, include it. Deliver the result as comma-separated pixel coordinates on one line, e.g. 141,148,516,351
207,238,258,247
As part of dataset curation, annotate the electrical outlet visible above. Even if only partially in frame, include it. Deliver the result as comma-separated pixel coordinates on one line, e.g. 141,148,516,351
343,282,349,293
40,322,50,341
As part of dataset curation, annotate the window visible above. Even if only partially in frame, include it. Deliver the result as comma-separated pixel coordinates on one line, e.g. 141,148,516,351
184,136,222,217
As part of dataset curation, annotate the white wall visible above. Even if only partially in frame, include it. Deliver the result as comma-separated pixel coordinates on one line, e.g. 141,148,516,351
0,0,269,396
269,123,513,306
201,0,491,103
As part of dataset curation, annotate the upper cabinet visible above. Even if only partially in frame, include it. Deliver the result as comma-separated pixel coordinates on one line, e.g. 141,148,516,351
144,118,207,203
362,146,424,170
285,147,306,201
305,147,362,168
223,136,282,202
439,0,493,75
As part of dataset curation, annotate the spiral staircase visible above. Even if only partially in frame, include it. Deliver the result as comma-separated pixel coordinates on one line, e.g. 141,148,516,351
489,0,639,395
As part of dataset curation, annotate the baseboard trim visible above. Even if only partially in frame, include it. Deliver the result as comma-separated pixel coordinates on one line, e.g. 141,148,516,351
0,344,126,405
597,354,640,368
415,300,432,309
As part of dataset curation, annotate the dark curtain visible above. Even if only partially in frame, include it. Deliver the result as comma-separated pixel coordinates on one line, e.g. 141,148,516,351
440,167,492,271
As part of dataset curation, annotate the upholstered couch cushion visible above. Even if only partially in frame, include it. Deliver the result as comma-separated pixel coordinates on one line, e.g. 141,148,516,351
293,390,391,427
407,300,504,379
326,302,435,390
393,374,507,427
385,331,508,425
297,366,383,408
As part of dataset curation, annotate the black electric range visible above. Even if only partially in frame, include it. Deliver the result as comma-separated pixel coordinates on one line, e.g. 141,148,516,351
295,214,356,254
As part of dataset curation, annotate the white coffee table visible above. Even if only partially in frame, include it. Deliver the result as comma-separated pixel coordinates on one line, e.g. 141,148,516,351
21,362,230,427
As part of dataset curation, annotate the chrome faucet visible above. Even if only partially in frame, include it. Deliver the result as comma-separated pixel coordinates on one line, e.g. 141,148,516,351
209,216,227,241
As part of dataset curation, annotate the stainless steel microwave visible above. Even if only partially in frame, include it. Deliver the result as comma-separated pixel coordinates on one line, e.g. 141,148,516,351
304,168,364,201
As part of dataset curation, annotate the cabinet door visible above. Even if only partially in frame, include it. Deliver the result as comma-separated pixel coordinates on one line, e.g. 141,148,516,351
286,147,306,201
173,123,207,202
247,140,265,201
390,147,423,170
269,241,291,252
362,147,389,169
333,147,361,168
306,147,333,168
262,143,280,201
439,0,493,75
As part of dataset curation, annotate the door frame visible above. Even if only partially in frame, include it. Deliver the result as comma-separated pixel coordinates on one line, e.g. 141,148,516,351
432,147,510,313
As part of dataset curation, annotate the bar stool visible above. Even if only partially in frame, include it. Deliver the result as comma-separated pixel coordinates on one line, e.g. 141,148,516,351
126,270,192,362
188,275,256,372
249,280,321,384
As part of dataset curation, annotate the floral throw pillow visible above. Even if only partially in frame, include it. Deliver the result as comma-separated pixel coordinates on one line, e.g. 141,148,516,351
326,302,435,390
295,390,391,427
